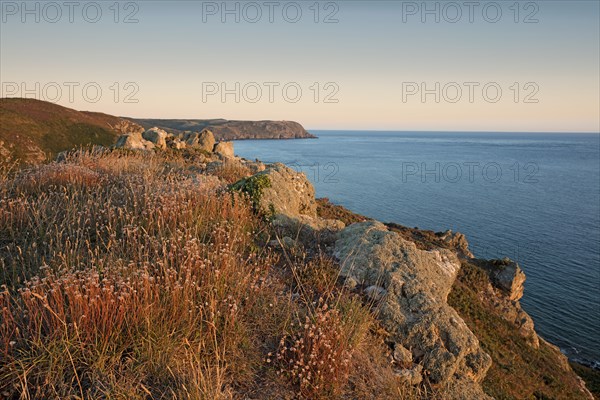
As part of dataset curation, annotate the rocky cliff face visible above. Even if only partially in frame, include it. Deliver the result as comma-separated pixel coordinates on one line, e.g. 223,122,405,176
232,162,595,400
334,222,492,399
133,118,316,140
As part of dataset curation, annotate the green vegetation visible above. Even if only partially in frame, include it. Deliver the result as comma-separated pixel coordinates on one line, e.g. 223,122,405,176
230,174,272,210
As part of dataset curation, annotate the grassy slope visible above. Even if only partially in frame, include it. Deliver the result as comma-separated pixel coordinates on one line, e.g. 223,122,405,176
0,150,422,399
448,261,592,399
0,98,128,164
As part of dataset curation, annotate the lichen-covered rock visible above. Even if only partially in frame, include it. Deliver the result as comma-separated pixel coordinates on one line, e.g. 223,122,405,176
233,163,344,247
115,132,155,151
364,285,386,301
396,364,423,386
393,343,413,367
213,141,234,158
185,129,215,152
439,230,474,258
251,163,317,218
241,159,266,174
334,221,492,398
480,258,526,301
142,127,169,149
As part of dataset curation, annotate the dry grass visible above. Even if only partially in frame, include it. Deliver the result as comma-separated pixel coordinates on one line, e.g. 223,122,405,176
0,150,412,399
211,160,252,184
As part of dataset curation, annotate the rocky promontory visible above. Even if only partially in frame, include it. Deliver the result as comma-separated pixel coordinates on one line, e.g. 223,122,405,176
133,118,316,140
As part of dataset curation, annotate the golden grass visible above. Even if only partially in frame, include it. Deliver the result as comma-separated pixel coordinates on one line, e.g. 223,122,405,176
0,150,411,399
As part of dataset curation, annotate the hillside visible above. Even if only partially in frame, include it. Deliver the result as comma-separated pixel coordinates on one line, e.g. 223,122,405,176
0,145,596,399
0,98,144,164
0,99,315,165
133,118,316,140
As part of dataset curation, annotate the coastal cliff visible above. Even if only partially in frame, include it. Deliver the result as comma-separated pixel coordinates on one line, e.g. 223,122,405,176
0,99,314,165
133,118,316,141
0,136,596,399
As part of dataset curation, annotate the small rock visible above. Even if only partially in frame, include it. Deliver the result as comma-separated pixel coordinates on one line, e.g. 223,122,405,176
343,276,358,290
268,236,299,249
393,344,413,367
395,364,423,386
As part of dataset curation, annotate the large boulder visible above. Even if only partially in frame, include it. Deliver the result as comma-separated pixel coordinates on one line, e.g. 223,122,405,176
213,141,234,158
115,131,155,151
142,127,169,150
334,221,492,399
185,129,215,152
250,163,317,218
231,163,344,245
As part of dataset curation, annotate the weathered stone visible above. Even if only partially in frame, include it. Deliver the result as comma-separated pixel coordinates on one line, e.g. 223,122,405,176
438,230,474,258
253,163,317,218
115,132,155,151
241,159,266,174
142,127,169,149
213,141,235,158
169,138,187,149
476,258,539,348
185,129,215,152
395,364,423,386
268,236,299,249
334,221,492,397
272,213,345,246
481,258,526,301
393,343,413,367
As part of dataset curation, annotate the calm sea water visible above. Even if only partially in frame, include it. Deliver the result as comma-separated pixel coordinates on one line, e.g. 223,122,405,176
234,131,600,367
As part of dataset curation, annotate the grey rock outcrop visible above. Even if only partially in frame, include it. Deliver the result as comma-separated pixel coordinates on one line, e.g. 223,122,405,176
439,230,474,258
213,141,234,158
115,131,155,151
334,221,492,399
142,127,169,149
185,129,215,152
254,163,318,218
480,258,526,301
234,163,344,245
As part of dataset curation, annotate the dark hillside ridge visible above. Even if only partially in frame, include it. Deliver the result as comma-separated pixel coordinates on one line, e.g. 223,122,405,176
0,98,143,164
0,98,315,164
133,118,316,140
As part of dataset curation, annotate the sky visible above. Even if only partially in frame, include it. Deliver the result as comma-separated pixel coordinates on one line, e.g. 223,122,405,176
1,0,599,132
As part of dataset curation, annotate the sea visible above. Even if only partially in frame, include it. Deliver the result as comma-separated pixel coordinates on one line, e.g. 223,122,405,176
234,131,600,368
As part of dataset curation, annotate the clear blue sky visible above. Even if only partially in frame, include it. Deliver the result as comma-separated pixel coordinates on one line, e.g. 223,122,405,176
1,1,599,131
